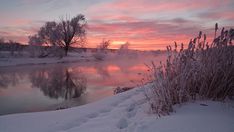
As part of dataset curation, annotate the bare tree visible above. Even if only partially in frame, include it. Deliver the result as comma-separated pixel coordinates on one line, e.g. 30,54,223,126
60,15,86,55
31,14,87,56
97,39,111,50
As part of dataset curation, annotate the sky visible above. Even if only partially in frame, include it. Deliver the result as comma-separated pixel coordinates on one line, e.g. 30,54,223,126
0,0,234,50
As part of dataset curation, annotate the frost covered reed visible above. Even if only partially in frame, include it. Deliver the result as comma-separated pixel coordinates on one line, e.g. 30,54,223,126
146,24,234,116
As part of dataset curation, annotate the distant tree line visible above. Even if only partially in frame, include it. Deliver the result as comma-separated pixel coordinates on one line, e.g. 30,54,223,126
0,13,134,59
0,38,25,57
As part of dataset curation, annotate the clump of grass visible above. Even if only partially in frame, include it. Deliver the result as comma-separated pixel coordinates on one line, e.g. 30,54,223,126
146,24,234,116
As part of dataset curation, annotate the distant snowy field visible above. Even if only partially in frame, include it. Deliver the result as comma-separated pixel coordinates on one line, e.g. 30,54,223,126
0,51,162,67
0,52,94,67
0,85,233,132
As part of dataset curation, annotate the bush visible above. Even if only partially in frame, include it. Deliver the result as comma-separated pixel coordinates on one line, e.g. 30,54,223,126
117,42,130,55
93,40,110,61
146,24,234,116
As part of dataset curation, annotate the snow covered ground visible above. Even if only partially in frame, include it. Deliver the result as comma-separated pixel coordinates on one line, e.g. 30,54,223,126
0,52,94,67
0,86,233,132
0,51,163,67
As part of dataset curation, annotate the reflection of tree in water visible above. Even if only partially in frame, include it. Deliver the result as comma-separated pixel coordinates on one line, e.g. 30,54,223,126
0,71,22,89
30,67,87,100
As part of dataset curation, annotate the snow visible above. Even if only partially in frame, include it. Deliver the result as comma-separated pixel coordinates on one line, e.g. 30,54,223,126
0,52,94,67
0,85,233,132
0,51,164,67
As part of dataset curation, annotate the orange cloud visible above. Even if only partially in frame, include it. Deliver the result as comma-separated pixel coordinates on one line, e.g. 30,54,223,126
1,0,233,50
87,19,209,50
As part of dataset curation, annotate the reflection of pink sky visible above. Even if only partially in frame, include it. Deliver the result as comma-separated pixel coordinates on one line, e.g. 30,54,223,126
78,67,97,74
107,65,120,72
0,77,31,96
72,63,148,88
129,65,148,71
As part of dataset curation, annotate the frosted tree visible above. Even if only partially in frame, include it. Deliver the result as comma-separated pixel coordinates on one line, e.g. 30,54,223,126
31,14,87,56
118,42,130,54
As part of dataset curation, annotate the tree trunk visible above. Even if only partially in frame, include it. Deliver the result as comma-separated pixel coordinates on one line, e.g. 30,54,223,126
64,45,69,56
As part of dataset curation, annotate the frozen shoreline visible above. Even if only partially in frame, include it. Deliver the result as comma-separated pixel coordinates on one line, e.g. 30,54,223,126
0,55,94,67
0,86,233,132
0,51,165,67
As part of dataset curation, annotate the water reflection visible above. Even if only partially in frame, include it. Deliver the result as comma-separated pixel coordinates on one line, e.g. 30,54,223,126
29,67,87,100
0,53,166,115
94,63,110,79
0,71,22,89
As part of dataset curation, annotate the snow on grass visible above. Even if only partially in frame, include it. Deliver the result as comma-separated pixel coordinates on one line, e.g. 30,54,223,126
0,85,233,132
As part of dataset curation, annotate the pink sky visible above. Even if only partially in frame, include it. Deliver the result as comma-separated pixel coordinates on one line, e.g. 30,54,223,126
0,0,233,50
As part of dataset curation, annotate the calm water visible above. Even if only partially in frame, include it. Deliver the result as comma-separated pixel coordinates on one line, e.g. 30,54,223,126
0,53,165,115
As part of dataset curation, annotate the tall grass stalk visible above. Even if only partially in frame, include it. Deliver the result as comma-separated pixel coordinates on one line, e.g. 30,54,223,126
146,24,234,116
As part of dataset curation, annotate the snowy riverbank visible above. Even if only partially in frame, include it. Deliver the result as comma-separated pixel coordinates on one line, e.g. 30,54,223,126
0,52,95,67
0,86,233,132
0,51,164,67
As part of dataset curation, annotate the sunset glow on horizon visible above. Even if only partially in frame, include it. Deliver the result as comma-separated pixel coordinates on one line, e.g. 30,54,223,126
0,0,234,50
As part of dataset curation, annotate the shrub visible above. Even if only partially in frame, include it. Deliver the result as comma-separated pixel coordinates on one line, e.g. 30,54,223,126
93,40,110,60
117,42,130,55
146,24,234,116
